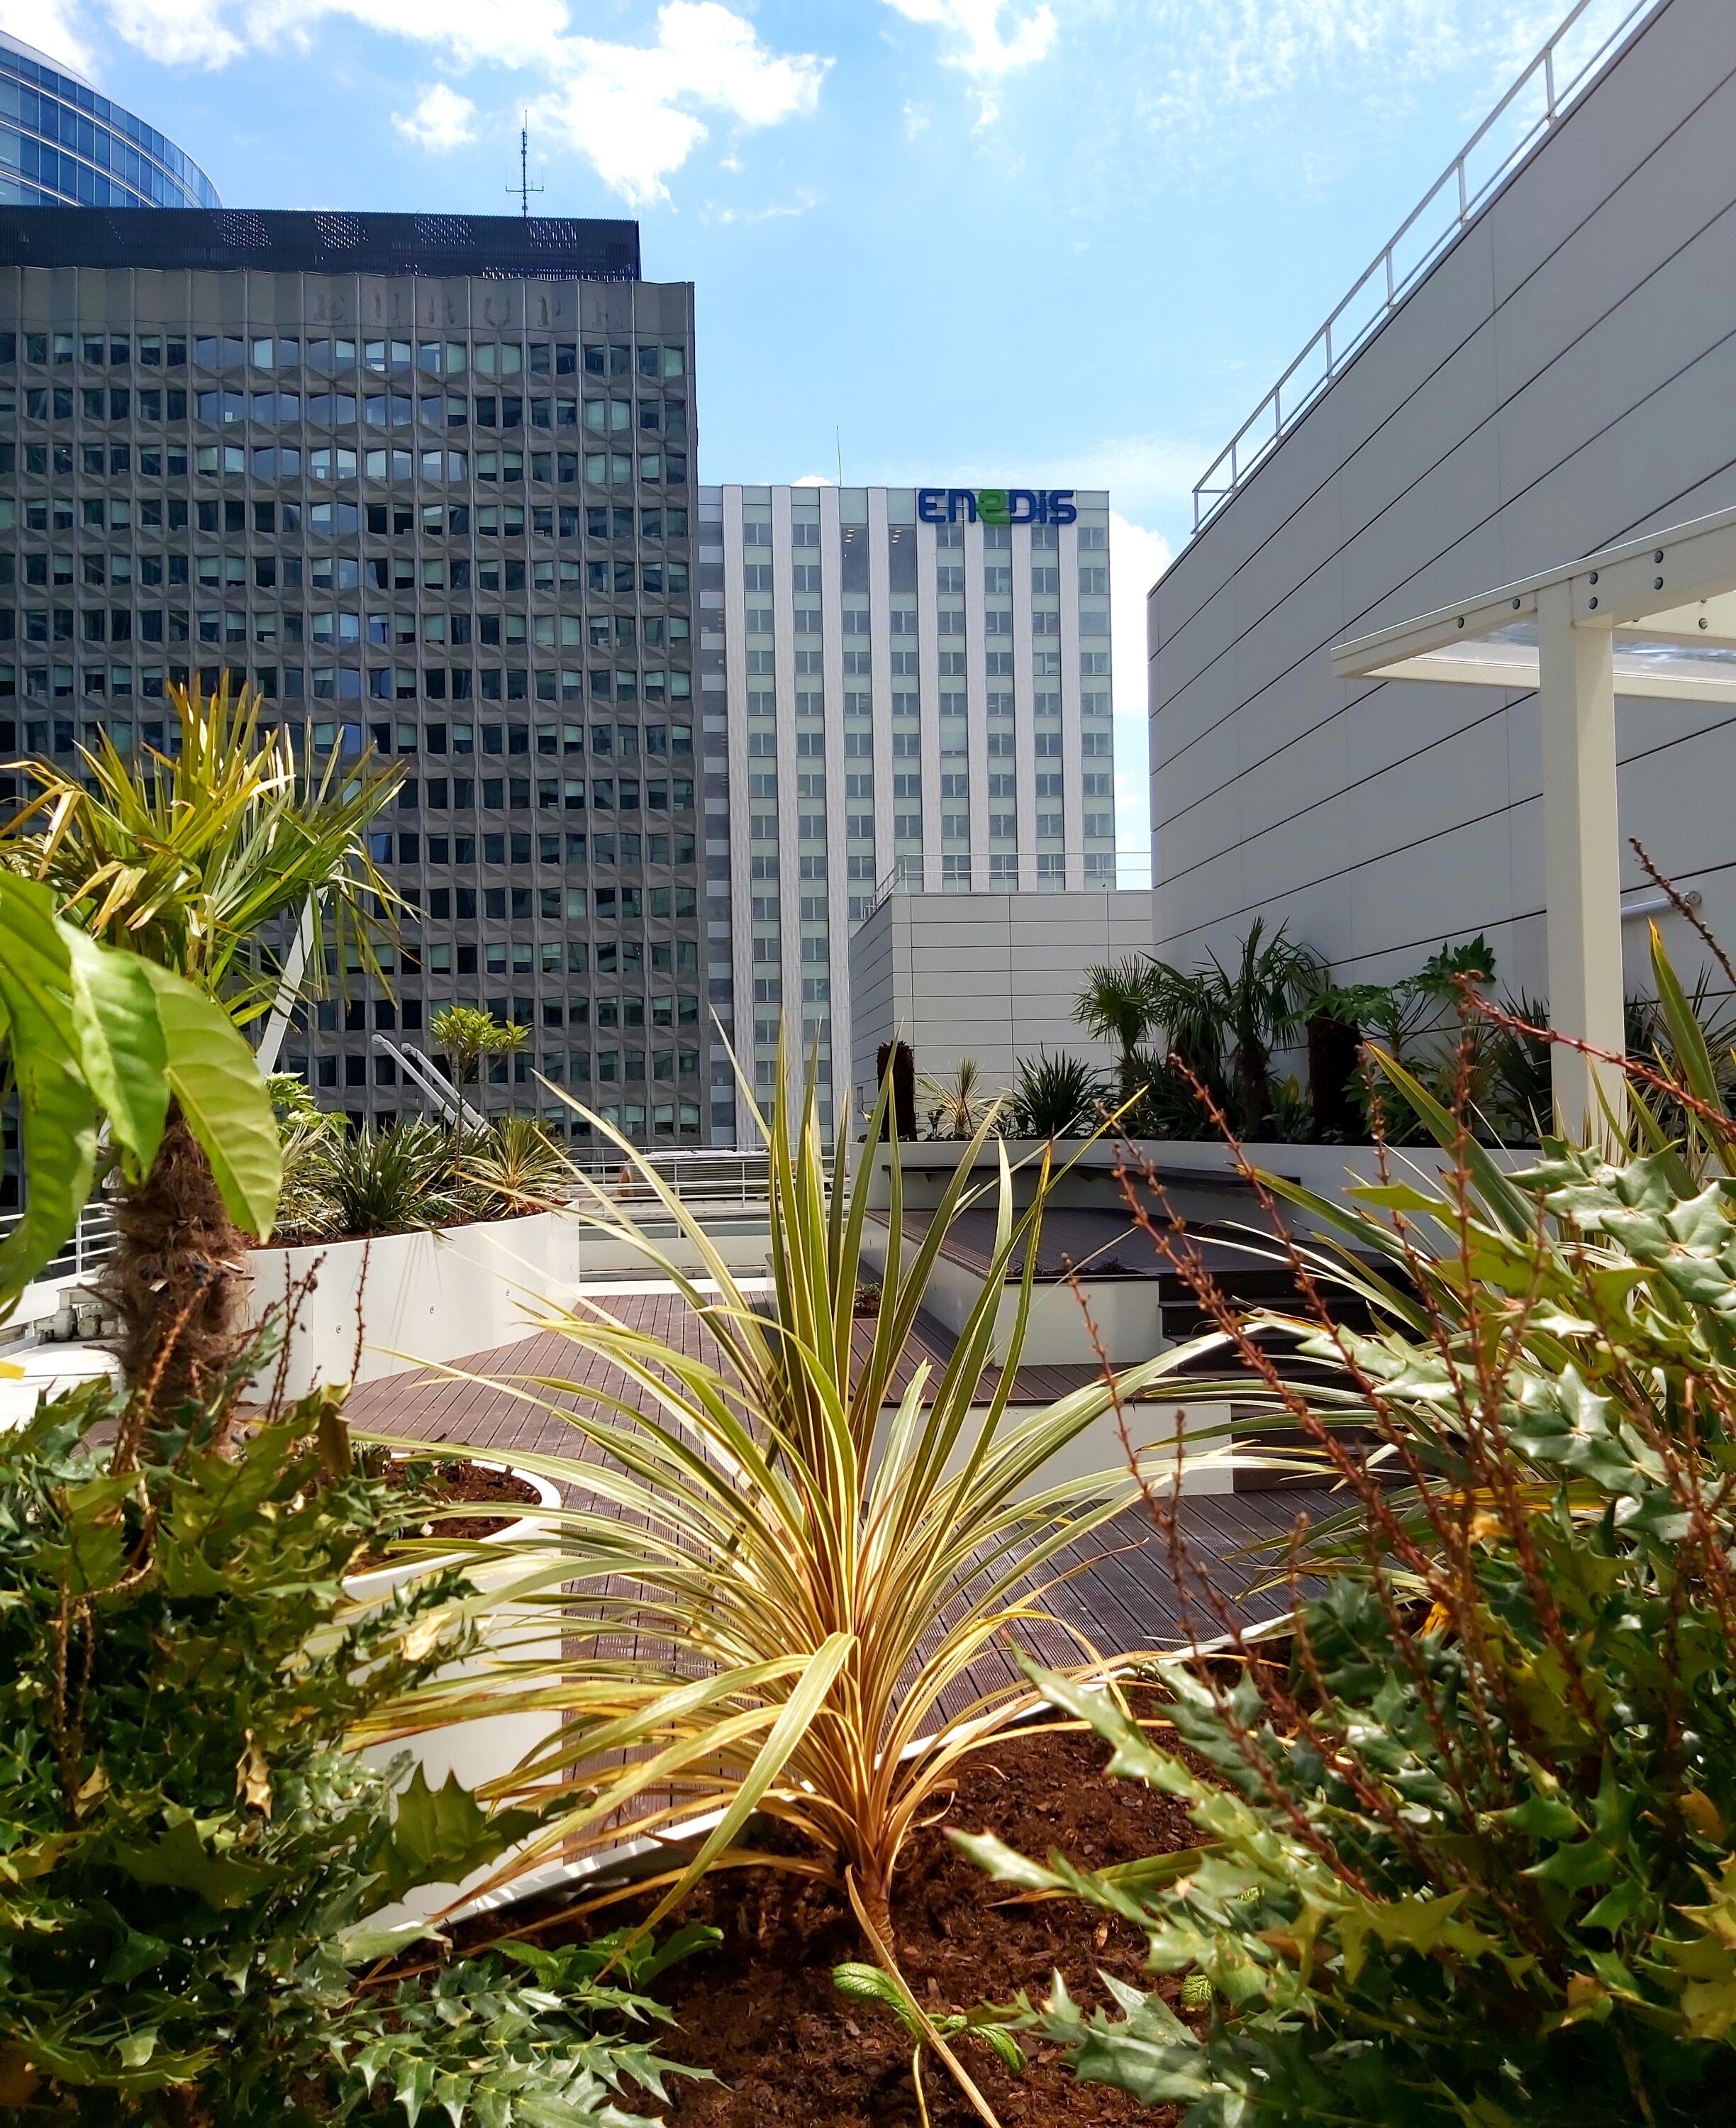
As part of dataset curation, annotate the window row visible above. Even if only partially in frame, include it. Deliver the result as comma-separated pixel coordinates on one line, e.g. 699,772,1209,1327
0,333,688,379
4,553,688,596
0,488,690,544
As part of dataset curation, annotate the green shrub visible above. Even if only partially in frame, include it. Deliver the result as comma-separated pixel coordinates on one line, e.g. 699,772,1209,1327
960,960,1736,2126
0,1365,706,2125
1006,1051,1107,1139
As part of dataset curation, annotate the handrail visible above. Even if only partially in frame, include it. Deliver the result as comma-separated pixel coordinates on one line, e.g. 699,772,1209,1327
0,1200,117,1290
861,846,1154,924
1191,0,1669,533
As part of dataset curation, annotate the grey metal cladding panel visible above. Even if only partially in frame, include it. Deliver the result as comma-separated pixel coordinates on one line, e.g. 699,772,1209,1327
1342,675,1520,794
1342,714,1514,870
1491,210,1736,513
1493,341,1736,567
1489,87,1736,404
1338,437,1510,640
1486,0,1736,309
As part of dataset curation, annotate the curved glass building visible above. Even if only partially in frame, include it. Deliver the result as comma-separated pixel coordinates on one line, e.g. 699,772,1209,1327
0,31,218,210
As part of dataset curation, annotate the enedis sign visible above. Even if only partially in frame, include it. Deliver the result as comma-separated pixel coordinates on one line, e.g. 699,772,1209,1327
916,487,1077,526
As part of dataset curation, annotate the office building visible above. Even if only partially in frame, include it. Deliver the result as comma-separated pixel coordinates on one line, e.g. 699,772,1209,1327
1148,0,1736,1004
702,482,1115,1141
2,31,218,209
0,208,710,1147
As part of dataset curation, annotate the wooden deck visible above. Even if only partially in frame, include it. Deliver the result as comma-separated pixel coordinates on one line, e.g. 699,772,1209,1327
343,1287,1340,1670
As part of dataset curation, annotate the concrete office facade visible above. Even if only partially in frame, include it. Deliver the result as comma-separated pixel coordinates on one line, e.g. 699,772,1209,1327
1149,0,1736,1007
703,482,1115,1140
0,210,713,1148
1,31,218,210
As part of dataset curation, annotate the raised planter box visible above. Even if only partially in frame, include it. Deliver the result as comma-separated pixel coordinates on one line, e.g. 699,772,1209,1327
250,1204,774,1397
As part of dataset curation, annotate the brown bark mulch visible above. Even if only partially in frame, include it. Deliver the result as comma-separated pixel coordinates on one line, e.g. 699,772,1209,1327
506,1697,1205,2128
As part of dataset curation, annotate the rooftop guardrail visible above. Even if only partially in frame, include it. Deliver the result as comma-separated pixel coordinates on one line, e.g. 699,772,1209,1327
1191,0,1668,533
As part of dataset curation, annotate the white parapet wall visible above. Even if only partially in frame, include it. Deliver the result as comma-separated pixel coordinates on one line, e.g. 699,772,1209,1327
849,887,1156,1116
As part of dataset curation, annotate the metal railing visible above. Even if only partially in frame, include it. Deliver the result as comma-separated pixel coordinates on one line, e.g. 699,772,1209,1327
1191,0,1668,533
861,846,1153,925
0,1200,118,1290
564,1147,769,1207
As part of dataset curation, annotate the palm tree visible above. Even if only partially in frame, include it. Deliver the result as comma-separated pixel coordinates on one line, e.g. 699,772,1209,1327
428,1004,528,1152
1074,956,1159,1098
1199,919,1325,1137
1,682,399,1402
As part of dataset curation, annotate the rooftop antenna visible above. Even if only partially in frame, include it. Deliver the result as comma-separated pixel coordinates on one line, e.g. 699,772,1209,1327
835,426,843,485
508,112,543,219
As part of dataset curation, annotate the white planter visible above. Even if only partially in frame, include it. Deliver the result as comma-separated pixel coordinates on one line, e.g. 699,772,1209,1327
345,1461,564,1929
250,1204,774,1396
250,1209,578,1397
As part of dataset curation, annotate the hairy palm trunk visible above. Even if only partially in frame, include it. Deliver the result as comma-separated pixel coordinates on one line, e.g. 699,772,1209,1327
100,1105,252,1407
1234,1037,1271,1140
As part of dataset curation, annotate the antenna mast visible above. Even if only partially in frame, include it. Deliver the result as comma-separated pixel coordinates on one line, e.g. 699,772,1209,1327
507,112,544,218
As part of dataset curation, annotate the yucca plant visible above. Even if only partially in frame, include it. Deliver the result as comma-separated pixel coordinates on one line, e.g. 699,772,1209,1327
365,1034,1204,1978
457,1114,574,1219
318,1117,463,1238
0,682,397,1400
1005,1050,1106,1139
918,1055,1000,1139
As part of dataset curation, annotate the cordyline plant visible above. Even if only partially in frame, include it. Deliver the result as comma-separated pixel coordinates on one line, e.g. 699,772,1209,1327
1,681,398,1404
957,914,1736,2124
367,1035,1215,1981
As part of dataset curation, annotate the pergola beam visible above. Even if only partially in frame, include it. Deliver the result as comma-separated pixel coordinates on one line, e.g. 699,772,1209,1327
1333,502,1736,678
1325,506,1736,1143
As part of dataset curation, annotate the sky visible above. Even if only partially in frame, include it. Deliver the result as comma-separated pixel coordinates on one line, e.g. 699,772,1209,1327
6,0,1620,867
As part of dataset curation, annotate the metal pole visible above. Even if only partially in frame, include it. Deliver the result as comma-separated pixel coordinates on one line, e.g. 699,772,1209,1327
253,903,313,1077
1537,580,1626,1138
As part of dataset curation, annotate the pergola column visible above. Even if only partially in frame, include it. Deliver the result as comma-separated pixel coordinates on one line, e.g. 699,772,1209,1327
1536,580,1626,1138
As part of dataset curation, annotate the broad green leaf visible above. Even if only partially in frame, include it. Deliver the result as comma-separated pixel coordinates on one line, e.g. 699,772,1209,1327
62,921,169,1182
0,877,99,1315
143,960,282,1238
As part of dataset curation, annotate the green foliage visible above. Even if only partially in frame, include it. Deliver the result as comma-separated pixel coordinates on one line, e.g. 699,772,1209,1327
0,1366,704,2125
962,933,1736,2124
1005,1050,1107,1139
918,1056,1000,1140
419,1024,1202,1955
271,1114,569,1242
456,1114,572,1218
0,682,401,1027
833,1961,1027,2072
430,1005,529,1089
313,1117,465,1238
0,872,280,1317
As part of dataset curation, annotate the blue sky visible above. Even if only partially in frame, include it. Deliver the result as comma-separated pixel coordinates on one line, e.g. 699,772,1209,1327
9,0,1615,861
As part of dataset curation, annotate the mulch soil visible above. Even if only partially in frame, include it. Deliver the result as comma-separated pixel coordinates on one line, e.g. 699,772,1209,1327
491,1697,1206,2128
379,1455,541,1544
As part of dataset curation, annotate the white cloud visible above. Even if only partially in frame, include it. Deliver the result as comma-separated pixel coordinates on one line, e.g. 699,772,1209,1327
881,0,1056,77
1110,509,1171,877
533,2,828,201
79,0,826,201
392,81,476,151
0,0,97,74
902,98,930,138
792,473,835,486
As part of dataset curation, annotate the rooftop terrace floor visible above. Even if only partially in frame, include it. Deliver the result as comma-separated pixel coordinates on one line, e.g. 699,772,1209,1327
344,1288,1339,1689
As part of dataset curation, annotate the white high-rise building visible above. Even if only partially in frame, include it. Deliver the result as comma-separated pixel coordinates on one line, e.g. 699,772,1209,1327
699,482,1114,1141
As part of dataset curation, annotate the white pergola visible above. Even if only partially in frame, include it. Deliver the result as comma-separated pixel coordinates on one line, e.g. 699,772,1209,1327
1333,505,1736,1135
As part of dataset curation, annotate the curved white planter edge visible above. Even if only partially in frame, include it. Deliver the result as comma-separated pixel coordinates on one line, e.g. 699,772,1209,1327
347,1458,566,1932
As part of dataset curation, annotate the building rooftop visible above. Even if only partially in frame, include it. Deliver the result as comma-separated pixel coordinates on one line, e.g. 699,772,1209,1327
0,208,642,279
